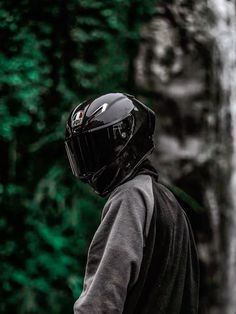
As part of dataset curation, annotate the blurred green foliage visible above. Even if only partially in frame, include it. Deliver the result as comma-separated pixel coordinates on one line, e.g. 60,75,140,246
0,1,156,313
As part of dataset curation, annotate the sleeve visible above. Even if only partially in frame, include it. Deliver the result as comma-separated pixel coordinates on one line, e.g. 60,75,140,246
73,186,147,314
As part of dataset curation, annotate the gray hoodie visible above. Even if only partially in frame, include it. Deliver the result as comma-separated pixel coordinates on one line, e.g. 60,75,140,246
74,174,154,313
74,172,199,313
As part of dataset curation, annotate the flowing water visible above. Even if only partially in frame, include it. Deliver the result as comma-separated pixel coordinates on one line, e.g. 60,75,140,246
208,0,236,312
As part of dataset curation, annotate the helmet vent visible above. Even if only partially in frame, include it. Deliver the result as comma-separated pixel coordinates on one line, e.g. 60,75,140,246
92,103,108,118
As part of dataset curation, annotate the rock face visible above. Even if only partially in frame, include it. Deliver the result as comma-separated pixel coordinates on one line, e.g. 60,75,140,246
136,2,211,181
135,1,236,313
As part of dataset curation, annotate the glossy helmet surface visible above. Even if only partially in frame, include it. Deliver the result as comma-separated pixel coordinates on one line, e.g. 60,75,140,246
65,93,155,196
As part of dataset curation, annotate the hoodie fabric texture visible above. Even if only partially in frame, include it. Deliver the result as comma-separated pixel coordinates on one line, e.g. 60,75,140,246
74,165,199,313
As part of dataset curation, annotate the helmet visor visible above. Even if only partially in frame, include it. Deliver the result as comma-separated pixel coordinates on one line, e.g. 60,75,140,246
65,115,134,178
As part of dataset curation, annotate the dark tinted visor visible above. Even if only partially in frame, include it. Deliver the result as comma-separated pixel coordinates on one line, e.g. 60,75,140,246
65,115,134,178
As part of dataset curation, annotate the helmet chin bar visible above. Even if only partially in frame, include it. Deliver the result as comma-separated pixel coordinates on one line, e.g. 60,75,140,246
92,166,121,197
88,146,154,197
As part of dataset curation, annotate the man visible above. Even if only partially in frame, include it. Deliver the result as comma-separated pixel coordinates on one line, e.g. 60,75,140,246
65,93,199,313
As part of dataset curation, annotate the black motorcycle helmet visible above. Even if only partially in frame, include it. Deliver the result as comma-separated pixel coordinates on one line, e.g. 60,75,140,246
65,93,155,196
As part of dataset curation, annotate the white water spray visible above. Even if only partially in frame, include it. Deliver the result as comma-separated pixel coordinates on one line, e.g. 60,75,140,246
207,0,236,312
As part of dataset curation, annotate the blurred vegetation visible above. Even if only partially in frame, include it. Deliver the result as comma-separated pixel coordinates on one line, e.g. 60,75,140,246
0,1,156,313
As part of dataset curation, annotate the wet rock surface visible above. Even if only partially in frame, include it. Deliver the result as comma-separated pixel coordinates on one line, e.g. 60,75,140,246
136,1,211,180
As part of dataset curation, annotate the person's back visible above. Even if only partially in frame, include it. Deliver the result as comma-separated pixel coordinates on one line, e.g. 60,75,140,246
123,172,199,313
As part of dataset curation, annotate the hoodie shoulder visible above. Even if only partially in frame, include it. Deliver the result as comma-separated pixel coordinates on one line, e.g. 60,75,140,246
104,174,155,240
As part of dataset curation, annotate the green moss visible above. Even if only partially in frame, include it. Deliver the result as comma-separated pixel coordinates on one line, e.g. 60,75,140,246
0,1,157,313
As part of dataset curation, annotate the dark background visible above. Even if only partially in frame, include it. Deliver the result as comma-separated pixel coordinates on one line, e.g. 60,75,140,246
0,1,156,313
1,1,235,313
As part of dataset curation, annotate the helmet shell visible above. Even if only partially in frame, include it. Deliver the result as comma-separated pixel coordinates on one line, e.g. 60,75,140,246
65,93,156,196
69,93,135,133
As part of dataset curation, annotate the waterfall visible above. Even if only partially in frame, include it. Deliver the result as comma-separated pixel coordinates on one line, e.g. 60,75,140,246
208,0,236,312
135,1,236,311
